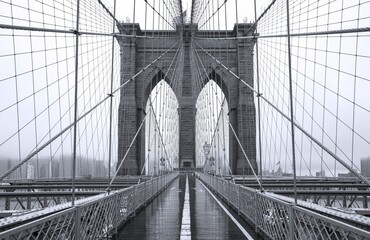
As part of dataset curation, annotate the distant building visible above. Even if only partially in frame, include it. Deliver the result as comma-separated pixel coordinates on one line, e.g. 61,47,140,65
0,156,109,179
52,160,60,178
338,172,354,178
274,166,283,176
262,169,270,176
361,157,370,177
27,163,35,179
315,170,325,177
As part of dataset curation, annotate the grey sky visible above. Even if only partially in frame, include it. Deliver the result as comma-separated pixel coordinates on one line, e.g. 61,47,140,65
0,0,369,179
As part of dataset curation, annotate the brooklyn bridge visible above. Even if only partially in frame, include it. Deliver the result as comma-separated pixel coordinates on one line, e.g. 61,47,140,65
0,0,370,239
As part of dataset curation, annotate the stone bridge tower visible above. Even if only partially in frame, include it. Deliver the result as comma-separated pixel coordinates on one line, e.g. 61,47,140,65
117,23,257,175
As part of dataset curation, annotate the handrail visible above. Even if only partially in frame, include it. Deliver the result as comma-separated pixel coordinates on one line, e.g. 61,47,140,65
0,173,178,239
197,172,370,240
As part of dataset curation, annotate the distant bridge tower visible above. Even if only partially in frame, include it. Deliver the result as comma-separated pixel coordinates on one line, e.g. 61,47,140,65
116,23,257,175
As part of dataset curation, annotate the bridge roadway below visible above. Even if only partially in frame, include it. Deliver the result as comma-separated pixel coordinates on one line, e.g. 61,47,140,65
115,174,263,240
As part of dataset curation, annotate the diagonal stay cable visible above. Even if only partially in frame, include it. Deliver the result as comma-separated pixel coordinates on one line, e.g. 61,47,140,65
192,39,370,187
0,40,181,181
197,0,225,30
193,0,278,38
143,0,177,29
229,123,263,190
97,0,128,32
107,117,146,192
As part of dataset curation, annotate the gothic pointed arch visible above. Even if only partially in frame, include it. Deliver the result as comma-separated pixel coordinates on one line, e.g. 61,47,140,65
143,67,179,109
117,22,257,175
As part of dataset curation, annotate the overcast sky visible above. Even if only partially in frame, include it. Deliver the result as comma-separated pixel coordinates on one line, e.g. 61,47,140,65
0,0,369,178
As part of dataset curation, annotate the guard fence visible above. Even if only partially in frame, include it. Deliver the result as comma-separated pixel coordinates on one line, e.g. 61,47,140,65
197,172,370,240
0,173,178,239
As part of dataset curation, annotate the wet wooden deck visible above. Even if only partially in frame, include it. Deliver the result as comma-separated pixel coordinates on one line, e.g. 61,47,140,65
116,174,262,240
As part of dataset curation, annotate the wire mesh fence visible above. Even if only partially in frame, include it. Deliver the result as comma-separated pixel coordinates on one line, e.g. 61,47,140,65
0,172,178,239
198,172,370,240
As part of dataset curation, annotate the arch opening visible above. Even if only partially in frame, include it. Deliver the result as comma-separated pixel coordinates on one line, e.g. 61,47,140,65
195,79,229,175
144,69,176,110
144,79,179,175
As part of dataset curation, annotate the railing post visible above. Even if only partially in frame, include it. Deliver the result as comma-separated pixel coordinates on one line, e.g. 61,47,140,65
74,207,81,239
254,192,259,233
132,187,137,217
238,184,241,215
228,181,231,202
152,178,154,199
288,204,295,240
144,181,147,206
114,193,119,235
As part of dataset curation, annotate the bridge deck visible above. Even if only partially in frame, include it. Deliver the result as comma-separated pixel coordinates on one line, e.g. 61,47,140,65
116,174,262,239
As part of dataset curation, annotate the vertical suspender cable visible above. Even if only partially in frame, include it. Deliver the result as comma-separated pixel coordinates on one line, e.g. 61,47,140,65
285,0,298,205
144,1,149,175
158,0,162,174
351,1,361,173
41,1,53,179
334,0,345,177
72,0,81,207
107,0,117,191
10,1,22,179
253,0,264,191
224,1,233,176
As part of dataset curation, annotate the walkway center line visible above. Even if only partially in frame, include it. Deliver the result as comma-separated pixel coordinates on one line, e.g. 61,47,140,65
197,178,254,240
180,175,191,240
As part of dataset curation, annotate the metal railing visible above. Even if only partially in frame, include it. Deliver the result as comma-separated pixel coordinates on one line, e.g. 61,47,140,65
197,172,370,240
0,173,178,239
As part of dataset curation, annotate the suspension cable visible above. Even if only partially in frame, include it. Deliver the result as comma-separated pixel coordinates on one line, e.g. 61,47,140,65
193,39,370,187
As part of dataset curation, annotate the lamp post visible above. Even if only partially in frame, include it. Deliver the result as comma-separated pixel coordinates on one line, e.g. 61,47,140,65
209,156,215,175
203,141,211,173
160,157,165,175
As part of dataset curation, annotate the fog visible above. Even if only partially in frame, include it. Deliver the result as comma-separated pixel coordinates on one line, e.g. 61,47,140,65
0,0,369,179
